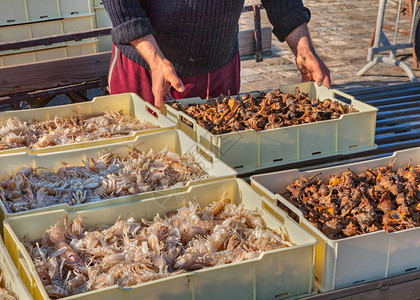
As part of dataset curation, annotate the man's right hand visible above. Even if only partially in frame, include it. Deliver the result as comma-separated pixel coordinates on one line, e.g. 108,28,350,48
131,35,185,110
150,58,185,110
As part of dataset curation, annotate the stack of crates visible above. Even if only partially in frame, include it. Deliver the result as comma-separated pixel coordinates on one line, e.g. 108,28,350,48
0,91,322,299
93,0,112,52
0,0,100,67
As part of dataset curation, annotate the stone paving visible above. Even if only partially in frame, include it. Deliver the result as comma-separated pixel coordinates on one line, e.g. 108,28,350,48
239,0,420,93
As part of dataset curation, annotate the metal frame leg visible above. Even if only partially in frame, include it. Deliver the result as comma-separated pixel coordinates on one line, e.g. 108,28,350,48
357,0,419,82
357,56,419,81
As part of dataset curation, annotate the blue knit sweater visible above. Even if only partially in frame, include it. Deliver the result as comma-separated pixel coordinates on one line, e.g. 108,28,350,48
103,0,311,77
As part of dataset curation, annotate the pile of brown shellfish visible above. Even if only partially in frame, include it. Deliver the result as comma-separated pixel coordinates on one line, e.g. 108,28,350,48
283,159,420,239
169,89,358,134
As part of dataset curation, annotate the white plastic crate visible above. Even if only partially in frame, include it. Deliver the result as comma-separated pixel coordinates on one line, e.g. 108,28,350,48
0,0,94,26
4,178,317,300
164,82,378,175
0,129,236,226
250,147,420,291
58,0,93,18
0,1,28,25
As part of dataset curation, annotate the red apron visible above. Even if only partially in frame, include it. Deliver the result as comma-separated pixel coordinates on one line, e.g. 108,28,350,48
108,44,241,106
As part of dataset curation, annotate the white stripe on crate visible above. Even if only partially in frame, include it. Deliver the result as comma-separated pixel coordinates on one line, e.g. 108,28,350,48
108,45,119,94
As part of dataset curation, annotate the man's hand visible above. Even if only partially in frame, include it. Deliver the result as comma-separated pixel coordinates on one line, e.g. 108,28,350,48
149,58,184,110
131,35,185,110
285,23,331,88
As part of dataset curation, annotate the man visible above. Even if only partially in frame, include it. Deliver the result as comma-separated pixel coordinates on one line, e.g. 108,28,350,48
103,0,330,110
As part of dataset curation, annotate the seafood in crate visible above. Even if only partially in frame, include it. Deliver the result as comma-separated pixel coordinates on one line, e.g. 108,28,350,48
4,178,317,300
25,193,293,298
0,93,176,156
283,158,420,239
0,146,208,213
250,147,420,291
165,82,377,174
0,130,236,227
0,109,158,151
169,88,358,134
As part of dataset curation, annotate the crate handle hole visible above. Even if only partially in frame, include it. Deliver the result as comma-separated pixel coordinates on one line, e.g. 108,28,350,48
263,202,284,223
273,158,283,162
166,109,176,119
233,165,244,169
275,292,289,299
405,267,417,272
196,146,213,163
180,116,194,128
312,151,322,156
71,11,79,15
7,19,15,23
349,144,358,149
352,279,365,285
40,15,48,19
277,200,300,223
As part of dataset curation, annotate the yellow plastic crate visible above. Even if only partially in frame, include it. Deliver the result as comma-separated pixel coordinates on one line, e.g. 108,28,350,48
94,5,112,52
94,5,111,28
0,236,32,299
0,14,96,43
97,35,112,52
0,40,98,67
0,129,236,227
4,178,317,300
250,147,420,291
0,93,175,155
0,0,93,25
164,82,378,174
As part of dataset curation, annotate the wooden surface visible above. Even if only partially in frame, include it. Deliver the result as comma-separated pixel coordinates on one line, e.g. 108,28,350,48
238,27,272,56
0,51,111,97
0,28,112,52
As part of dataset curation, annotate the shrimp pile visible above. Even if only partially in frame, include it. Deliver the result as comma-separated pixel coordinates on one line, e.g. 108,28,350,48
0,147,208,213
25,194,293,298
0,110,158,150
0,273,16,300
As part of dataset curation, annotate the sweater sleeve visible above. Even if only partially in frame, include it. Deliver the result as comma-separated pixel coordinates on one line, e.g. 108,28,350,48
261,0,311,42
102,0,156,45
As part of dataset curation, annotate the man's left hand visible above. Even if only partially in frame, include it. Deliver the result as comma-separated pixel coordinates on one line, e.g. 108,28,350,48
285,23,331,88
